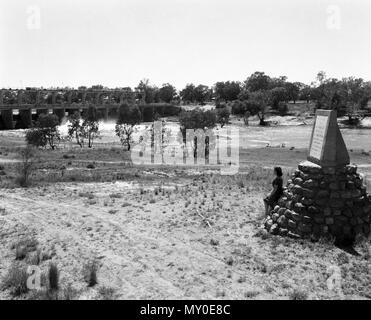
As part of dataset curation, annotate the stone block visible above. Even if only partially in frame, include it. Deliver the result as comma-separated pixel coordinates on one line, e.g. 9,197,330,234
324,207,332,216
346,165,357,174
288,219,296,229
319,181,328,189
303,179,318,188
341,191,352,199
270,224,279,235
293,177,303,185
364,205,371,214
294,203,305,213
302,216,312,224
299,223,312,234
279,228,288,236
277,215,288,228
308,206,319,214
284,209,292,218
288,231,300,239
330,192,340,199
325,217,334,225
363,225,370,236
354,208,363,217
323,167,336,175
265,219,273,230
351,189,361,198
302,197,313,206
343,208,352,218
354,225,363,235
346,181,355,189
291,212,301,222
343,226,352,235
329,199,344,208
345,200,354,208
314,216,324,224
315,198,328,206
302,188,314,198
317,190,329,198
329,182,339,190
292,185,303,195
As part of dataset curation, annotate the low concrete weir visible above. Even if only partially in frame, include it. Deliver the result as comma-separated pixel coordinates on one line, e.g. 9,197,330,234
0,88,132,129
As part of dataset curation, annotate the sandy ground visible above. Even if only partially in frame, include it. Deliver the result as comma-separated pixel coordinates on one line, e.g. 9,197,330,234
0,119,370,300
1,169,371,300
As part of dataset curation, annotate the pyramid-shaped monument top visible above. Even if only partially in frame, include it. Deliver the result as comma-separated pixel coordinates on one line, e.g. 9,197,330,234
307,109,350,167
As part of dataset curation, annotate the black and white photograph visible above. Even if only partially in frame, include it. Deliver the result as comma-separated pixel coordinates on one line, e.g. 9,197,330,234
0,0,370,306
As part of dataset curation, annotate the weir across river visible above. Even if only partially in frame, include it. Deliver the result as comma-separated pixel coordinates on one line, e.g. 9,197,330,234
0,88,133,129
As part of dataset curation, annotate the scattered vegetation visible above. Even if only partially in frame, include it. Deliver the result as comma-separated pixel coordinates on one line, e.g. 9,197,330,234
1,264,29,297
48,263,59,291
16,145,36,187
83,260,99,287
98,286,117,300
25,113,61,149
289,288,308,300
115,103,142,151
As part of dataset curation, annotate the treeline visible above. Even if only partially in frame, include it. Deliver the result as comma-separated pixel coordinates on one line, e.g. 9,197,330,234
4,71,371,125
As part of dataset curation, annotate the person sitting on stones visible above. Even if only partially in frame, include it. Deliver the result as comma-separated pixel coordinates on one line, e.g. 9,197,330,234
264,166,283,215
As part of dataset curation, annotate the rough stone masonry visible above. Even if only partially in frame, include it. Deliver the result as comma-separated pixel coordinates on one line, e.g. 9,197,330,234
264,161,371,241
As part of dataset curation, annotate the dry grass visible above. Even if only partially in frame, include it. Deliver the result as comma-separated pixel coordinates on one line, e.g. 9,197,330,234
1,137,371,300
1,264,29,297
83,260,99,287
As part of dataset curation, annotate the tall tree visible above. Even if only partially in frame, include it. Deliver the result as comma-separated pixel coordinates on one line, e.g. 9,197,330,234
245,72,271,92
82,106,100,148
115,103,142,151
180,84,196,103
158,83,177,103
214,81,241,101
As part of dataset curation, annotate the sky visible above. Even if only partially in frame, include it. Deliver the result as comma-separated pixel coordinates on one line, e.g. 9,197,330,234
1,0,371,90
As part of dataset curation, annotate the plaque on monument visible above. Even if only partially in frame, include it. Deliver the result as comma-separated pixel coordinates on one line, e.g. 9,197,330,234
307,109,350,167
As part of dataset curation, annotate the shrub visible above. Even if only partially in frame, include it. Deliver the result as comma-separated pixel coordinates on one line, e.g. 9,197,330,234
289,288,308,300
16,145,36,187
25,129,47,148
83,260,99,287
28,288,58,300
26,114,60,149
98,286,117,300
277,102,289,116
179,108,217,132
138,103,181,121
62,284,78,300
115,103,142,151
48,263,59,291
1,264,29,296
215,100,227,109
67,111,85,148
14,237,39,260
231,100,247,115
81,106,100,148
216,108,230,127
141,105,156,122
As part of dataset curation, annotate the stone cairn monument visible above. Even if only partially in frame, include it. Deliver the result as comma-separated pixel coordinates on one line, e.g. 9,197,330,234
264,110,371,241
